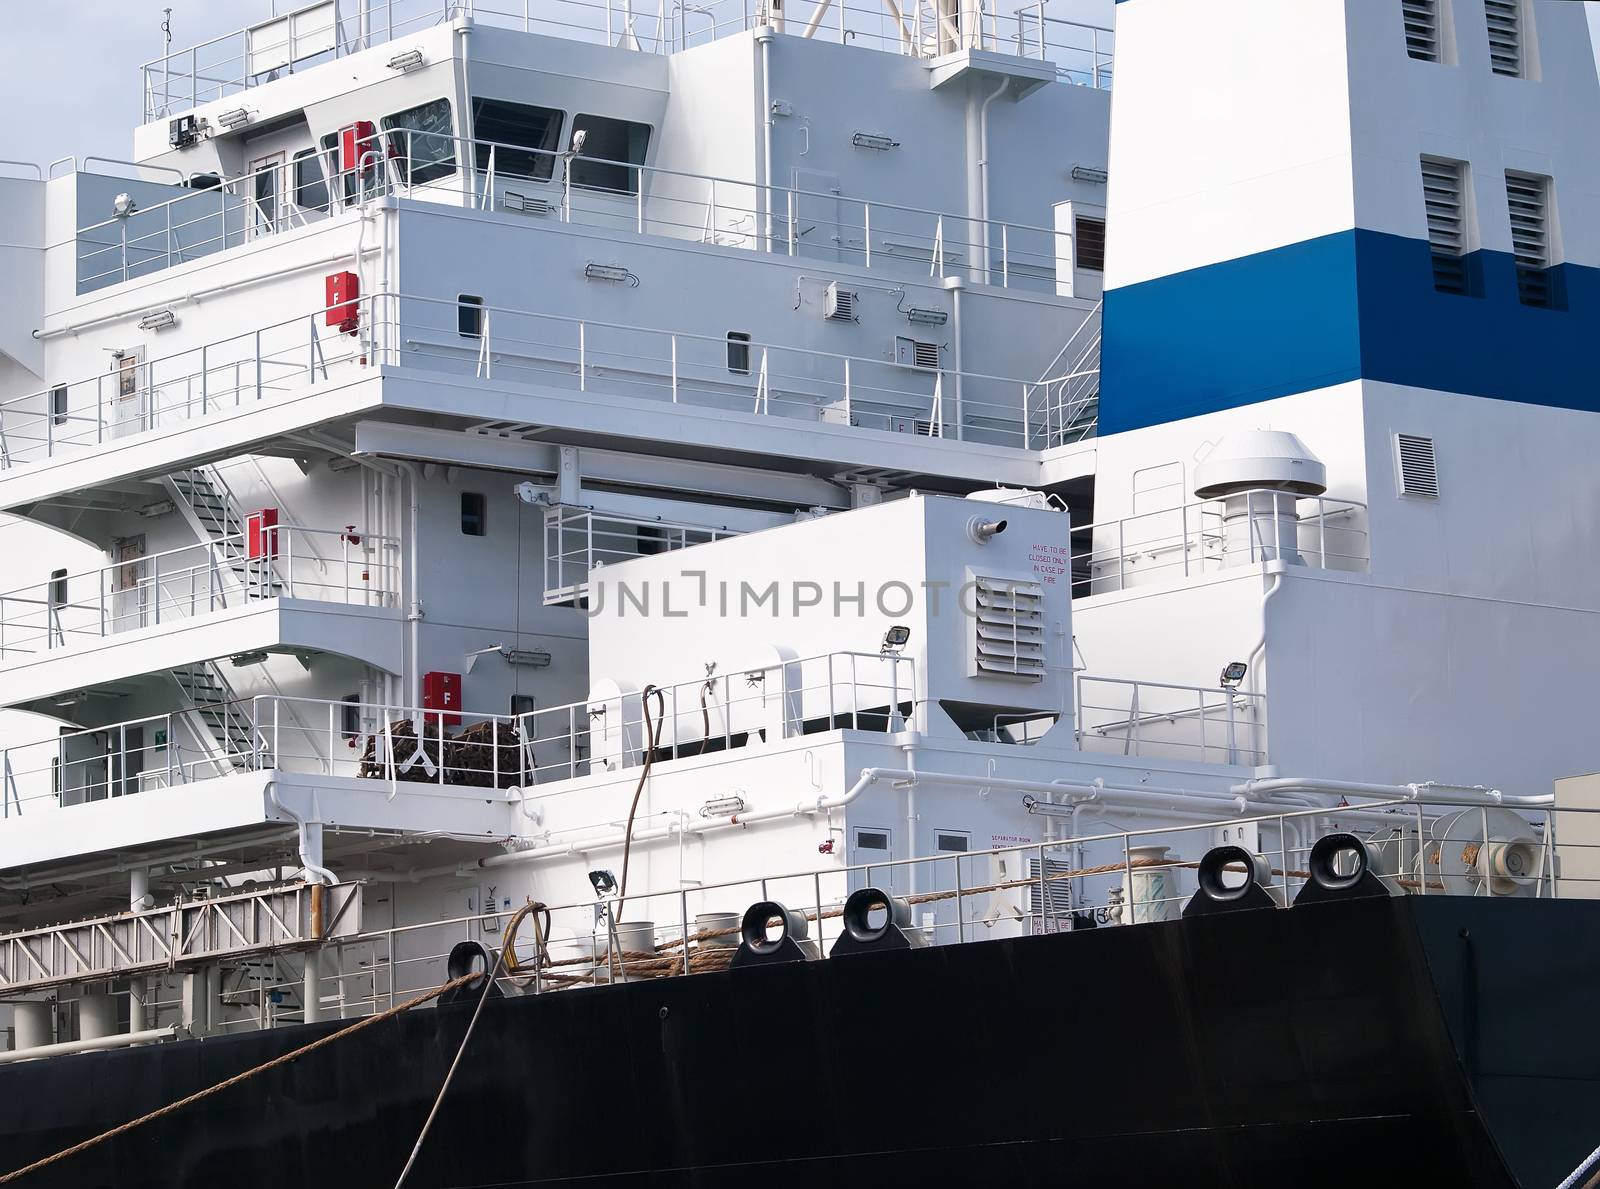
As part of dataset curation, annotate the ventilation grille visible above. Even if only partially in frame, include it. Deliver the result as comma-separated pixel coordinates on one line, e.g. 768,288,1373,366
825,282,859,322
1027,856,1075,924
895,336,942,370
1074,216,1106,272
1421,157,1468,294
1485,0,1522,76
502,190,553,216
1403,0,1441,61
1396,434,1439,499
973,576,1046,681
1505,171,1551,306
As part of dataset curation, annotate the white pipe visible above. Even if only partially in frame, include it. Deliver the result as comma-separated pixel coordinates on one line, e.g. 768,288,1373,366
393,460,425,706
757,27,776,254
1245,563,1285,702
0,1027,176,1065
1234,777,1554,808
266,780,338,884
976,74,1009,283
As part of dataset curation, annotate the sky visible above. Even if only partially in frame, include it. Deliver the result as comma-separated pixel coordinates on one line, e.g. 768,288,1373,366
0,0,1592,168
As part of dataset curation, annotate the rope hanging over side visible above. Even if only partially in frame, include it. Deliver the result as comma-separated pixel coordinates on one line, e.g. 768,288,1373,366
615,684,665,922
0,971,483,1186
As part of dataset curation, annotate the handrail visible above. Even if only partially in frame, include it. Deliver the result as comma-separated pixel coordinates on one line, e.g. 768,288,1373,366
0,524,397,662
141,0,1112,120
0,289,1081,470
0,161,42,181
72,125,1072,294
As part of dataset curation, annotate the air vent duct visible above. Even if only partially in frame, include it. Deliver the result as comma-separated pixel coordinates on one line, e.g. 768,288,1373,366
972,576,1046,681
1395,433,1439,498
825,282,859,322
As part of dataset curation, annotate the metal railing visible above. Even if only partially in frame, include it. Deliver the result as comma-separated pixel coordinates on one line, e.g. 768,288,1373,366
256,649,917,787
142,0,1112,121
0,290,1076,471
2,711,240,817
542,504,742,604
103,796,1572,1031
0,526,396,662
76,128,1075,295
1073,491,1370,597
1075,676,1266,766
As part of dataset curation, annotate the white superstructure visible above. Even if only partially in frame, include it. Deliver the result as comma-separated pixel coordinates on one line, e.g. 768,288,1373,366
0,0,1589,1050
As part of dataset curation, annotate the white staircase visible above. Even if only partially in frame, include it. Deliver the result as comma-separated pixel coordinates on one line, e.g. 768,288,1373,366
170,662,257,767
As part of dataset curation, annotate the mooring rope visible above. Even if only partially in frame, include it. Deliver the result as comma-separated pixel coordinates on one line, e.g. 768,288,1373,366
0,971,484,1186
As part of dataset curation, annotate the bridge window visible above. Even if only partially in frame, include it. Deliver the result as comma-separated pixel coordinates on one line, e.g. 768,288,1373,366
293,148,330,213
382,98,456,184
472,99,564,182
570,114,651,196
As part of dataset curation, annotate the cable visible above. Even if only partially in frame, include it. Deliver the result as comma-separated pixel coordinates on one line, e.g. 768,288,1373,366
391,946,506,1188
0,972,480,1185
614,685,665,922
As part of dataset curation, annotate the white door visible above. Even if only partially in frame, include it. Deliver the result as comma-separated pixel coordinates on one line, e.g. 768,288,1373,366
248,152,285,237
111,536,148,632
847,825,905,897
111,348,146,438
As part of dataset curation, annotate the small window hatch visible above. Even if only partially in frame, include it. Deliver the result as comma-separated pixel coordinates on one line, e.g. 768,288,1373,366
727,331,752,375
1396,434,1439,498
855,830,890,851
936,831,970,853
458,295,484,338
461,491,488,535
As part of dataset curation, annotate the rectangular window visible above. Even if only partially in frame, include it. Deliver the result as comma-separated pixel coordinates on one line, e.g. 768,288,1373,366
935,831,970,853
472,98,563,182
570,114,651,196
320,132,359,205
1420,157,1470,294
249,152,282,233
460,491,487,536
1074,216,1106,272
293,148,330,212
1485,0,1522,77
510,694,537,717
1403,0,1442,61
854,829,890,852
49,568,68,607
458,294,484,338
382,98,456,184
50,385,68,426
726,331,751,375
1505,170,1552,307
341,694,362,740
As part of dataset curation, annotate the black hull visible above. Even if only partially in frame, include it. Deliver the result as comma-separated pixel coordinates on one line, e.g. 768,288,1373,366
3,895,1597,1188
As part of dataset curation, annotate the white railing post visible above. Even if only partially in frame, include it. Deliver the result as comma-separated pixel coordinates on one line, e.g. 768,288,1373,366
578,322,587,391
864,202,872,267
670,335,679,402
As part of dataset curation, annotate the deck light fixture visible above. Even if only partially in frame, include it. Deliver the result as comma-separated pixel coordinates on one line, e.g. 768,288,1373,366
138,309,178,332
1219,661,1249,689
215,108,252,130
904,307,948,326
880,625,911,654
588,869,618,897
1071,164,1108,184
851,131,899,151
386,49,425,71
112,193,138,218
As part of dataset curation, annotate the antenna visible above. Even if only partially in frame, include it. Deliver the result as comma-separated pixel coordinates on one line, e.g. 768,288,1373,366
162,7,173,52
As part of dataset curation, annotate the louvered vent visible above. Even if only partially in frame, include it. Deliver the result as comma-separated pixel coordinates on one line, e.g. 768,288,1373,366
1074,216,1106,272
825,282,859,322
1485,0,1522,76
502,191,553,216
1505,171,1551,307
1396,434,1439,499
1420,157,1468,294
895,336,941,370
1028,856,1075,925
973,576,1046,681
1403,0,1441,61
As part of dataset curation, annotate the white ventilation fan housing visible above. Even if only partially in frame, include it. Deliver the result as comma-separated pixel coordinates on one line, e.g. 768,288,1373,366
825,282,859,322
